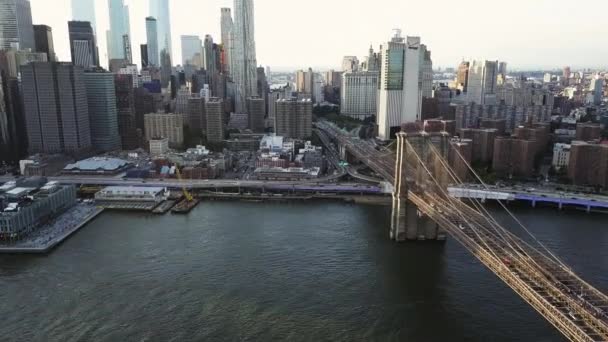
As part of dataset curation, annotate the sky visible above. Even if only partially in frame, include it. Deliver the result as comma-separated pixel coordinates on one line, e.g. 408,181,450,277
29,0,608,72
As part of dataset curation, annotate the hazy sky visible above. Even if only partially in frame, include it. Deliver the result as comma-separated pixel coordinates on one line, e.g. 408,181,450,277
30,0,608,71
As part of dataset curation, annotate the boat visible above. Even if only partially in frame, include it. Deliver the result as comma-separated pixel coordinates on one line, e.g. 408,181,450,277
171,198,200,214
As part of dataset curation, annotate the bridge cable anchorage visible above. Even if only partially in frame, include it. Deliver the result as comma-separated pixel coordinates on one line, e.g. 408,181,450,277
406,140,608,341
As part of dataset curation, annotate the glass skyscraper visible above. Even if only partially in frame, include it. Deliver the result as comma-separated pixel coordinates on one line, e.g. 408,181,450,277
0,0,35,50
149,0,172,59
232,0,258,113
107,0,131,60
145,17,159,67
71,0,96,34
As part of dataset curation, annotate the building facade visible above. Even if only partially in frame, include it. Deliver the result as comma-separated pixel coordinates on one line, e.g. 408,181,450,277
145,17,159,66
275,98,312,139
205,97,225,143
69,21,98,67
144,113,184,148
71,0,96,34
232,0,258,113
467,60,498,105
341,71,379,120
0,0,35,50
21,62,91,154
181,35,203,67
107,0,131,60
377,31,433,140
247,96,265,133
220,8,233,74
84,70,121,152
33,25,55,61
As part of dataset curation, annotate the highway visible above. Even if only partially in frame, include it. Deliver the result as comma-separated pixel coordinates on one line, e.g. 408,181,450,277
0,175,386,194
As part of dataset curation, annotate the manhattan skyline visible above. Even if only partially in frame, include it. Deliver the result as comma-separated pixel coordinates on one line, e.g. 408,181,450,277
28,0,608,70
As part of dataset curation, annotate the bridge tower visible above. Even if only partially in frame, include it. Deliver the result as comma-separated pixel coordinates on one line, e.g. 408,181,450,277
391,125,450,241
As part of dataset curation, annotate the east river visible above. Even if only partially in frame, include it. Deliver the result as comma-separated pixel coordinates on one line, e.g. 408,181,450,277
0,201,606,341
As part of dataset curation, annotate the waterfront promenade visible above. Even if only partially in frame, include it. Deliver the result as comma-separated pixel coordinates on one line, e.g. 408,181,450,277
0,204,103,254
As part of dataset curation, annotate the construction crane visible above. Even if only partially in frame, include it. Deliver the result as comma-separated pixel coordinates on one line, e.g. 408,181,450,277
174,165,194,202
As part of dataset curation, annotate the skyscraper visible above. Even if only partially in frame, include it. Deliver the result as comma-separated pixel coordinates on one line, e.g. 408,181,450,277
205,97,224,142
181,35,203,67
232,0,258,113
275,98,312,139
247,96,264,133
83,70,121,152
0,0,35,50
145,17,159,66
377,30,433,140
21,62,91,154
140,44,149,68
203,35,219,75
115,74,140,150
220,8,233,74
149,0,172,59
33,25,55,61
456,61,470,92
69,21,98,68
71,0,96,34
107,0,131,60
467,60,498,105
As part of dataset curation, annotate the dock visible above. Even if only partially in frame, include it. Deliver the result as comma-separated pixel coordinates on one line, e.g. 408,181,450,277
152,200,176,214
0,204,104,254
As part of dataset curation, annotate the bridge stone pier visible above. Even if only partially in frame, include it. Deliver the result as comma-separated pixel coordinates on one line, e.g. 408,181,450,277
390,127,450,242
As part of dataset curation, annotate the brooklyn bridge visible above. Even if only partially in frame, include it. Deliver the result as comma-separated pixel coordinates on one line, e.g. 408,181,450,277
315,121,608,342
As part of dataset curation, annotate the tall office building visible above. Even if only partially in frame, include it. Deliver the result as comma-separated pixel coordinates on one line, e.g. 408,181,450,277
83,70,121,152
107,0,131,60
325,70,342,89
232,0,258,113
0,68,28,161
456,61,470,92
0,0,35,50
21,62,91,154
220,8,233,74
0,73,10,161
140,44,148,68
149,0,172,58
590,76,604,105
150,0,172,87
205,97,224,142
181,35,203,67
295,68,314,95
71,0,96,34
247,96,264,132
467,60,498,105
203,35,219,75
498,62,507,77
115,74,140,149
69,21,98,68
341,71,379,119
187,96,206,135
33,25,55,61
377,30,433,140
342,56,359,72
145,17,159,66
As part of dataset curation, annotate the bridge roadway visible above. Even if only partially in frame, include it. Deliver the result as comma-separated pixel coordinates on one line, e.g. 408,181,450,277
316,121,608,342
314,123,395,183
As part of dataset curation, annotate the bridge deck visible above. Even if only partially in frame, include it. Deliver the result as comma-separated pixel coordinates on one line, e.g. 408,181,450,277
316,121,608,342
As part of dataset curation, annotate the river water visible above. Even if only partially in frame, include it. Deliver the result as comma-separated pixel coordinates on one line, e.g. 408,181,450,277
0,202,606,341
